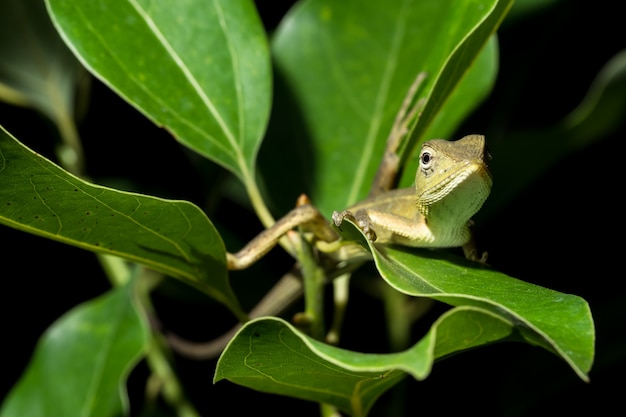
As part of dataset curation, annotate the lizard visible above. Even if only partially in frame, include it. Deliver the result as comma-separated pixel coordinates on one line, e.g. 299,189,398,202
167,133,492,358
332,133,492,260
226,133,492,269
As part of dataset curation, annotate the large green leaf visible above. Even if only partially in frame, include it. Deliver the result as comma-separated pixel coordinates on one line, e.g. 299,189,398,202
268,0,512,215
44,0,271,183
335,219,595,381
215,308,512,417
0,283,149,417
0,125,245,320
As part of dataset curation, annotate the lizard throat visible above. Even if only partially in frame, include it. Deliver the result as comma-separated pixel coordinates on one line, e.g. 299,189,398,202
418,163,492,229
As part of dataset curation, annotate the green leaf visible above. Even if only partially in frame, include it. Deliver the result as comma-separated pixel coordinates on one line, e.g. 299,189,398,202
215,309,512,417
335,219,595,381
0,0,83,123
268,0,512,215
0,283,149,417
0,125,245,320
44,0,271,182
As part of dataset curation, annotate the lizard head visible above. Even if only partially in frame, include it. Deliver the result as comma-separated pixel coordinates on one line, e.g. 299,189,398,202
414,134,492,221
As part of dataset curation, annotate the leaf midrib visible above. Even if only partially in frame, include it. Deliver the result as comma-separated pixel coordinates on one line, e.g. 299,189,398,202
128,0,245,163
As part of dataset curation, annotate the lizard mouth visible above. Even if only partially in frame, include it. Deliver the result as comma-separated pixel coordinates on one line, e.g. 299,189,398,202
418,161,492,207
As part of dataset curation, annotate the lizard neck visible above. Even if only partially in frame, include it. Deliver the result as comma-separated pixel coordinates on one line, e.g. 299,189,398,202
418,167,491,247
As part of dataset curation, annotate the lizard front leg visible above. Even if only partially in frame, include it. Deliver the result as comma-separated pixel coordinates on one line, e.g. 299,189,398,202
333,208,434,247
332,209,378,242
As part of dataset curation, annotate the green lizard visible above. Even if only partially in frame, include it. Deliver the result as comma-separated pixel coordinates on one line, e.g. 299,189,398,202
168,133,492,358
332,134,491,256
226,133,491,270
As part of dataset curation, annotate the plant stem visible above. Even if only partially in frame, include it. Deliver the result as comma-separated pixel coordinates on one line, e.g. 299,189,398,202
97,253,132,287
326,273,350,345
320,403,342,417
299,234,326,341
380,285,412,416
135,269,201,417
244,172,275,229
55,110,85,177
298,245,341,417
145,336,200,417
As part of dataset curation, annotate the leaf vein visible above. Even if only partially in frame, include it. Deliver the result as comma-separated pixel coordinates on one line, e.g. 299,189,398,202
128,0,239,152
66,2,237,162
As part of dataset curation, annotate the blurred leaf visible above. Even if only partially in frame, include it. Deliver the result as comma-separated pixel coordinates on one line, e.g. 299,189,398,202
0,125,245,320
0,0,87,173
560,49,626,146
215,308,512,416
45,0,271,183
0,0,83,124
0,283,149,417
269,0,512,215
334,219,594,381
486,49,626,215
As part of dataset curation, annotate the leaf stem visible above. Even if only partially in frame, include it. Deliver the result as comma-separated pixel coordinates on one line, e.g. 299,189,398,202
243,169,300,258
97,253,132,287
244,171,275,229
320,403,342,417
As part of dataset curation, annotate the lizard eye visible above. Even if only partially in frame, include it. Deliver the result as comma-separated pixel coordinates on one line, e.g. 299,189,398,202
420,150,433,166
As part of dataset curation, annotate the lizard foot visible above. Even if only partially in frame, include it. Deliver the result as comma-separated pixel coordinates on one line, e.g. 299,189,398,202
332,210,378,242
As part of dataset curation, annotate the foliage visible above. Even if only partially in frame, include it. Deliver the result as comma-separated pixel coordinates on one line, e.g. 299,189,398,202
2,0,621,415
